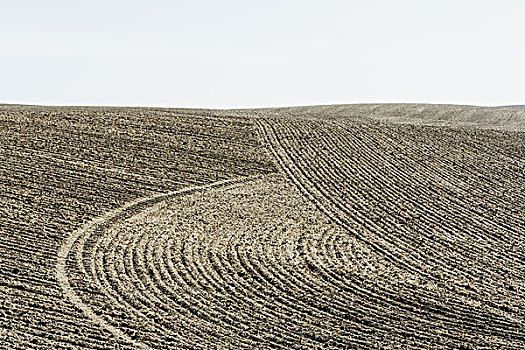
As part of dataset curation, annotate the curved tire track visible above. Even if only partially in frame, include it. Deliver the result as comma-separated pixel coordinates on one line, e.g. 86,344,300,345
56,175,262,349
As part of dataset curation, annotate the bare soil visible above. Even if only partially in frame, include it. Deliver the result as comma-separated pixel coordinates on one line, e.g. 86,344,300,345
0,104,524,349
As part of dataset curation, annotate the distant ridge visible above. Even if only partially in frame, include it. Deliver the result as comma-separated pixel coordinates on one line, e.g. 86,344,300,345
2,103,524,131
255,104,525,132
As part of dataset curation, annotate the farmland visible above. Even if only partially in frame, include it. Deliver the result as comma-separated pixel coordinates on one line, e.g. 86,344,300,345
0,104,524,349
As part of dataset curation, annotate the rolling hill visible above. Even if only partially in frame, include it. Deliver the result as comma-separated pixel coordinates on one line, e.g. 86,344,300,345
1,104,524,349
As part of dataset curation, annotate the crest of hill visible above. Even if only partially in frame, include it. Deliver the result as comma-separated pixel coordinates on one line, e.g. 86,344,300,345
253,104,525,132
503,105,525,110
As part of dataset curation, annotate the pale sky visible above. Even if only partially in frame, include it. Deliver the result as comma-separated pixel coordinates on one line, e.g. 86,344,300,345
1,0,524,108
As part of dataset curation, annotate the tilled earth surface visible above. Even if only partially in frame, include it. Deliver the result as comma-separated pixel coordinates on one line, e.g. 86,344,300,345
0,104,524,349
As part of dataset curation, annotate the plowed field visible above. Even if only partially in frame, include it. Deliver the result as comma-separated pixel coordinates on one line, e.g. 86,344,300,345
1,104,524,349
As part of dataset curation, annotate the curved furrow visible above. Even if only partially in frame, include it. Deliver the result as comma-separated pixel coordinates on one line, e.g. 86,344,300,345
300,120,525,281
307,120,525,299
57,175,262,349
259,117,525,294
255,117,525,348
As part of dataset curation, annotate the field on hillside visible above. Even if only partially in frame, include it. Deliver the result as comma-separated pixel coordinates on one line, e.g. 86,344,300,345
1,104,524,349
